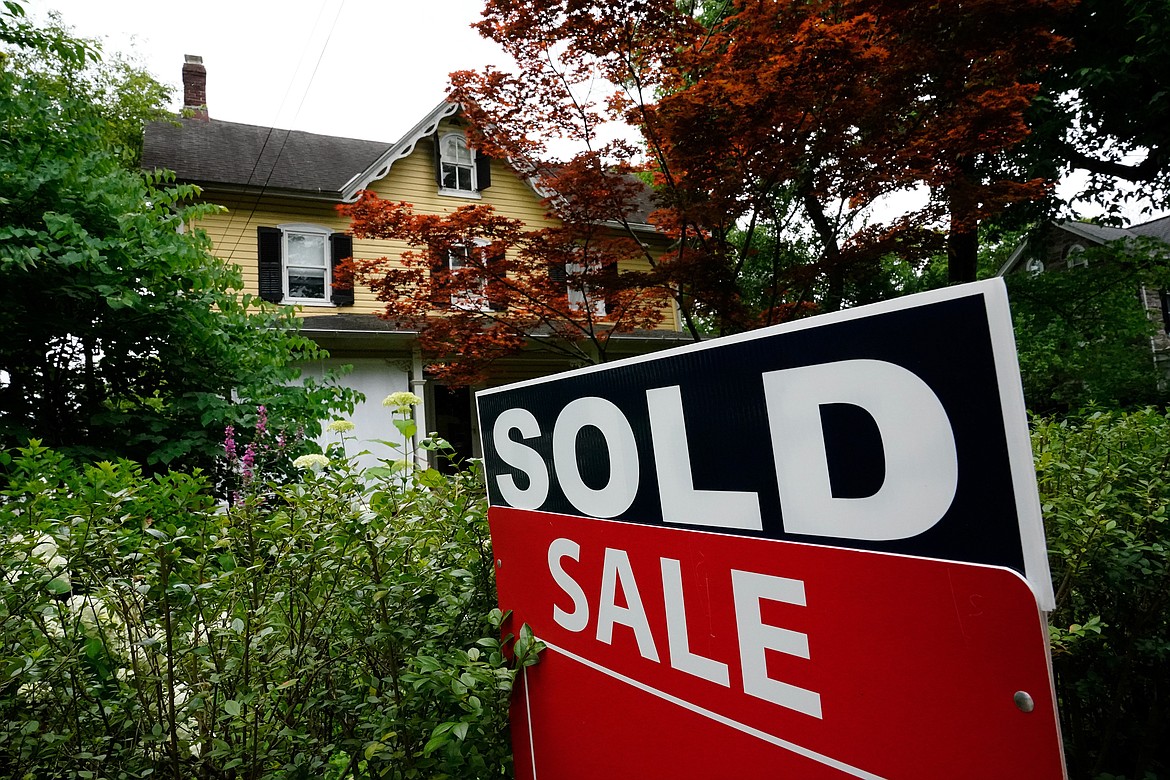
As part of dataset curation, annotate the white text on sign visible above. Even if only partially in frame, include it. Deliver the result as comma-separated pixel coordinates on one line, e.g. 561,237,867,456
547,537,823,718
493,359,959,539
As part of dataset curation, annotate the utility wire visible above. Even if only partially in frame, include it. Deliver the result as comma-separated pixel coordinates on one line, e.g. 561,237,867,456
219,0,348,267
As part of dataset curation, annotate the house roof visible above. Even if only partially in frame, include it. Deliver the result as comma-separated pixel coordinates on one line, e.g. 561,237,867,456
142,118,391,198
1131,214,1170,242
340,101,461,202
142,102,663,228
998,216,1170,275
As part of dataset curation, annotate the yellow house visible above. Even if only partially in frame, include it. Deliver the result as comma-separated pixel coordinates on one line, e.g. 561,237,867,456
141,56,688,469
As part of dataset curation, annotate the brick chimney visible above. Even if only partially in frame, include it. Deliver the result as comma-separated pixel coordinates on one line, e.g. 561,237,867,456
182,54,209,121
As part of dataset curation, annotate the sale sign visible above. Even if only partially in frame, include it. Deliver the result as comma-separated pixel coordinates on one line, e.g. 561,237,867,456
476,280,1066,778
492,508,1062,779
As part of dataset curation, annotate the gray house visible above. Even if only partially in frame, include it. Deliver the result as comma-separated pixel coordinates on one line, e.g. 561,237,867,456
998,214,1170,381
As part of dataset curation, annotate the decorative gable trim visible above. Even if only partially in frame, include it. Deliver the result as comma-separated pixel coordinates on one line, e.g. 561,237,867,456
340,101,461,203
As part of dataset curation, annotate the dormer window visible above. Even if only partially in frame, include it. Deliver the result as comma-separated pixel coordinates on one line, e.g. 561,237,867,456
256,224,354,307
434,131,492,198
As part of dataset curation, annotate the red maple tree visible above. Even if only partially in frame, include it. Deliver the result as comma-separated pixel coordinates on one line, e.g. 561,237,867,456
343,0,1072,378
337,178,672,383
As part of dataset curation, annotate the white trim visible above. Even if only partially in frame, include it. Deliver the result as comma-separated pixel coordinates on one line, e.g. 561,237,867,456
983,282,1056,611
342,101,460,202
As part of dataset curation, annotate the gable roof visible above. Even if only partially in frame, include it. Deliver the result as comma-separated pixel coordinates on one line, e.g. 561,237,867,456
142,118,391,199
998,216,1170,275
1131,214,1170,242
341,101,461,202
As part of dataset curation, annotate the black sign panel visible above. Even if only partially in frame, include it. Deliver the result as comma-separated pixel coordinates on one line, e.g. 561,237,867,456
476,281,1051,608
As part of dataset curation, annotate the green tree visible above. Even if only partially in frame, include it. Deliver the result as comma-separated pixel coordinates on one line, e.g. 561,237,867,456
1004,238,1170,413
0,4,353,470
2,11,171,167
1039,0,1170,215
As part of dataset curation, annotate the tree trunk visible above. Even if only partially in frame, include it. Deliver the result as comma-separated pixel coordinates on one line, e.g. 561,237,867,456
947,228,979,284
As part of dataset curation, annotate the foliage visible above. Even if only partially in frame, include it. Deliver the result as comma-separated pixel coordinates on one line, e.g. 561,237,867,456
0,414,534,778
1020,0,1170,218
1033,410,1170,779
1,10,172,167
0,6,354,471
1005,237,1170,413
437,0,1071,357
338,190,672,384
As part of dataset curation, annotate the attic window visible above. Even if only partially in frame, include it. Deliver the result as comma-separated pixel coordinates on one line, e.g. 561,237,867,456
1024,257,1045,275
434,131,492,197
440,134,476,193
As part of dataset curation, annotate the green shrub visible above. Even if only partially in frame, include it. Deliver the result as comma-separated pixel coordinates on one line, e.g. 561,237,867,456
1034,409,1170,779
0,421,533,779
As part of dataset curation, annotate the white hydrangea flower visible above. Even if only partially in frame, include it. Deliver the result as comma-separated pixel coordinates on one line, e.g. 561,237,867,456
381,391,422,410
326,419,355,433
292,454,330,473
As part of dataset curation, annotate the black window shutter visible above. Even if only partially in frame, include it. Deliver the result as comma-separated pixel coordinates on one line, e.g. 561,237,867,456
432,133,443,186
475,151,492,191
430,244,450,309
602,260,620,318
257,226,284,303
330,233,354,306
549,260,568,286
485,246,508,311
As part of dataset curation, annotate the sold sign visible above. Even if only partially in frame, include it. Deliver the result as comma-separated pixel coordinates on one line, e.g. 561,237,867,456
477,280,1066,779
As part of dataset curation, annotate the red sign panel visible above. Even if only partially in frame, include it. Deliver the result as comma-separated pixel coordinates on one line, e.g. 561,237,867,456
492,506,1064,779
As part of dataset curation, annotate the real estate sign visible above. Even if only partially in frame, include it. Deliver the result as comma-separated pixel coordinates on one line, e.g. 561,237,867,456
476,279,1065,779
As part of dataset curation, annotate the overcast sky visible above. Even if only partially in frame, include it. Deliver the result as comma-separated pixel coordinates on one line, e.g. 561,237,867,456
35,0,508,143
28,0,1164,223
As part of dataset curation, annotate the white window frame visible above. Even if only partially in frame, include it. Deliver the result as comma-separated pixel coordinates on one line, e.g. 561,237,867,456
438,132,480,199
566,257,607,318
1024,257,1045,275
280,222,334,306
448,239,491,311
1065,243,1089,269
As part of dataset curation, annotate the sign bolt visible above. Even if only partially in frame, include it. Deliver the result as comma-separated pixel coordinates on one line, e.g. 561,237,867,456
1013,691,1034,713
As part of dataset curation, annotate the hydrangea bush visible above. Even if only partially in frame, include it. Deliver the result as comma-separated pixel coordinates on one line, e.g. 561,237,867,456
0,403,537,779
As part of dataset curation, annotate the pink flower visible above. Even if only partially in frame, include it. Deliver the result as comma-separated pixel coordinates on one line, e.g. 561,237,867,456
241,443,256,481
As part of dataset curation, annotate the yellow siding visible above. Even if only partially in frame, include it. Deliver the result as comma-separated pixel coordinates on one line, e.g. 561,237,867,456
194,120,680,330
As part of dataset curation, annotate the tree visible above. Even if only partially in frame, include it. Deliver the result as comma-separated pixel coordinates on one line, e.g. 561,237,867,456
338,182,673,384
1021,0,1170,218
2,11,171,167
429,0,1070,354
1034,409,1170,778
1004,237,1170,412
0,4,354,470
